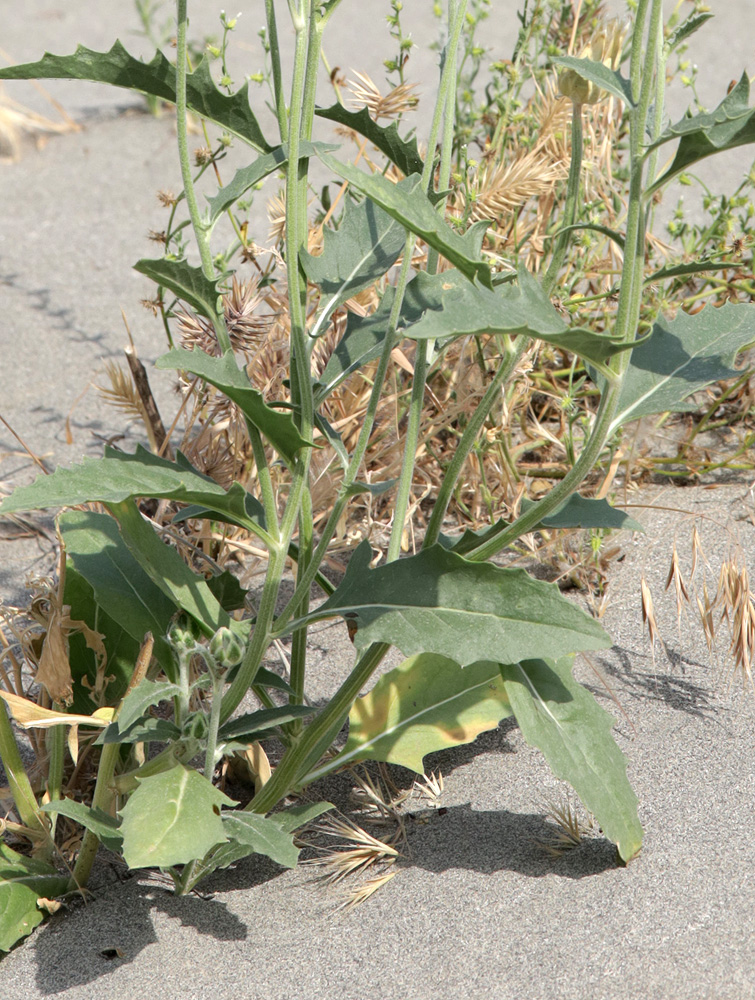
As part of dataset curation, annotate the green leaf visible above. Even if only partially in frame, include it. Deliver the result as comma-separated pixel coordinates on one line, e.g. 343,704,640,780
107,499,233,637
520,494,644,532
40,799,123,852
500,656,643,863
0,42,272,151
205,570,248,612
400,267,635,370
440,495,643,555
288,541,611,666
0,843,70,952
552,55,634,106
199,801,333,878
302,197,406,338
269,800,334,834
665,12,714,52
316,153,492,288
206,141,336,225
645,259,745,284
314,286,405,401
99,717,181,745
337,654,512,773
171,492,266,534
646,73,755,195
0,445,262,535
62,565,146,713
112,679,183,734
133,258,221,323
608,302,755,433
315,103,424,177
217,705,315,742
60,510,178,676
220,813,299,869
119,764,234,869
156,348,311,463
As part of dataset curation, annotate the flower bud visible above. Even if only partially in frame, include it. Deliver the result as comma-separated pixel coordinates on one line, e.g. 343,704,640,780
209,626,245,668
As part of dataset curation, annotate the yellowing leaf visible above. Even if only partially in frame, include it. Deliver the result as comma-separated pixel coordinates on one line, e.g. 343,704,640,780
0,691,112,729
338,654,513,774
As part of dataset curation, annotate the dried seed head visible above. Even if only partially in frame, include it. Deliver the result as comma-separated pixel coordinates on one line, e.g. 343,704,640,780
641,576,659,651
347,71,419,120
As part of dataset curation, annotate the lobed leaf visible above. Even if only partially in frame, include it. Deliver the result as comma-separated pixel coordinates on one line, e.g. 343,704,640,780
206,141,335,225
316,152,492,287
133,258,221,324
500,656,643,863
338,654,512,773
551,55,634,106
302,197,406,338
400,267,636,370
315,103,424,177
119,764,234,869
0,42,272,151
0,843,70,952
608,302,755,433
646,73,755,195
287,541,611,666
156,348,311,464
441,494,643,556
0,445,261,532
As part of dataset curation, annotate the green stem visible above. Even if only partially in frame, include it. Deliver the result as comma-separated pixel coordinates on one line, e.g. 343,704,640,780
175,0,231,354
387,0,467,562
0,701,49,844
542,102,583,297
248,642,390,813
423,335,527,548
220,544,287,723
463,0,667,563
68,741,120,891
45,722,65,843
265,0,288,142
248,423,279,536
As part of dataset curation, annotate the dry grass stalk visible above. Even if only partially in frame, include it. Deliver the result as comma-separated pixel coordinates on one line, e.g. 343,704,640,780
534,795,594,857
0,84,78,161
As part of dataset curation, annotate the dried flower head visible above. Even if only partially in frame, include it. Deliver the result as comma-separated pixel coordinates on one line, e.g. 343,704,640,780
347,71,419,121
176,276,271,359
157,189,177,207
194,145,213,166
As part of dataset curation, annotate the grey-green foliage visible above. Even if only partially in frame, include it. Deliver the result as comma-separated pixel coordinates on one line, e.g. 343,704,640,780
2,2,755,935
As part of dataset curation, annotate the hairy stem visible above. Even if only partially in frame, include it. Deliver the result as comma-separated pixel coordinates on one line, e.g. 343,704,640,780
542,102,583,297
175,0,231,353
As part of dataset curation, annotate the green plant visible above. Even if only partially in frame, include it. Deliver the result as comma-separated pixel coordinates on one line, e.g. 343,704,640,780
0,0,754,952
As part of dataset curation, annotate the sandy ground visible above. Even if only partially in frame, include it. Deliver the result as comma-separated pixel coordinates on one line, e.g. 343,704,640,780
1,3,755,997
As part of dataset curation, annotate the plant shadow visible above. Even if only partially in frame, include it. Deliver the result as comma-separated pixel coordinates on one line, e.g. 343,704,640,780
24,856,282,995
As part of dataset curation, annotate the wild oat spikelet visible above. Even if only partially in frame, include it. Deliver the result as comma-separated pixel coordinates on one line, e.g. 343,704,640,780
347,71,419,120
267,190,287,244
641,575,659,664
